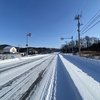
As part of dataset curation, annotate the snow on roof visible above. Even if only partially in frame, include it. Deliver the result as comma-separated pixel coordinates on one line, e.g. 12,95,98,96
0,44,10,49
3,46,15,50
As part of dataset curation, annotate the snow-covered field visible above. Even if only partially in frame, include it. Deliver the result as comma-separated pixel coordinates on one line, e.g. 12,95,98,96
0,53,100,100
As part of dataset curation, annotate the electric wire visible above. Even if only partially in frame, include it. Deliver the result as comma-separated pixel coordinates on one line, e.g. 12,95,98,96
81,13,100,34
74,0,93,40
75,0,97,38
72,0,84,40
81,10,100,31
81,20,100,36
77,0,83,14
81,0,90,13
83,0,95,16
81,11,100,35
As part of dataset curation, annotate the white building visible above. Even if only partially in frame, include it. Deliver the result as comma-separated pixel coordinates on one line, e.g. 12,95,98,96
3,46,17,53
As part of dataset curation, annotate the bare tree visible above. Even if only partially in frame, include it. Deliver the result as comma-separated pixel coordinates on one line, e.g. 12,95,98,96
91,37,99,44
84,36,92,47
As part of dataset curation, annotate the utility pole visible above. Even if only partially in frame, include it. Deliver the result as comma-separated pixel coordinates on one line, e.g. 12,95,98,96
75,14,82,56
71,36,73,54
26,33,32,56
26,34,28,56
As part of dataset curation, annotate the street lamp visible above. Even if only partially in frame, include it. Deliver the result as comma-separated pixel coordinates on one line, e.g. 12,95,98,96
61,36,73,54
26,33,32,56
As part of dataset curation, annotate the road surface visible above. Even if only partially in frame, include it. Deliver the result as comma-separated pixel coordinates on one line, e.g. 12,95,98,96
0,53,100,100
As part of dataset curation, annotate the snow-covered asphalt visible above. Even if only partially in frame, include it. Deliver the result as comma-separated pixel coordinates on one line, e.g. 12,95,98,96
0,53,100,100
56,56,81,100
0,54,56,100
59,54,100,100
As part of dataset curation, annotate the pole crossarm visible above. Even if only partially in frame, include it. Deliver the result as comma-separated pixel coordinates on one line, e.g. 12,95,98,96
61,37,73,40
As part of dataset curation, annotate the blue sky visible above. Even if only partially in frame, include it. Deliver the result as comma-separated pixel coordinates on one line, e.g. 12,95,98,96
0,0,100,48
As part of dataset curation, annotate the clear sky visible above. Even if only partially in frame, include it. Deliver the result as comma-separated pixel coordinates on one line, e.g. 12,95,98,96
0,0,100,48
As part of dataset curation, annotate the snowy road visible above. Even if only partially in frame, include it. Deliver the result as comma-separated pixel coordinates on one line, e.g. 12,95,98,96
0,53,100,100
59,54,100,100
0,54,56,100
56,56,80,100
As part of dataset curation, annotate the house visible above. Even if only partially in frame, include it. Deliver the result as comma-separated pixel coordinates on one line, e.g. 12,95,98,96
19,47,38,54
3,46,17,53
0,44,17,54
28,48,38,54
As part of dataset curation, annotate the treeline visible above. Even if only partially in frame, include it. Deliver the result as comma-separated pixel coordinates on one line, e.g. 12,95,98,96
60,36,100,53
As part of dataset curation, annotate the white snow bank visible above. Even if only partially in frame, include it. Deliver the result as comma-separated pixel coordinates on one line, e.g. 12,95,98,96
0,54,48,64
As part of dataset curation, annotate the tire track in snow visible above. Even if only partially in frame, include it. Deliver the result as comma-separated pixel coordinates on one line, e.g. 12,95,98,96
0,55,55,100
0,56,45,73
29,55,57,100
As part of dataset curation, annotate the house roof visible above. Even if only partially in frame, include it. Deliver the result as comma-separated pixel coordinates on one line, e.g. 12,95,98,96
3,46,16,50
0,44,10,49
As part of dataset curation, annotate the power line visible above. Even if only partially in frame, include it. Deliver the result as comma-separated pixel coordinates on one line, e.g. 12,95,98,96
81,14,100,33
81,11,100,35
77,0,93,14
74,1,98,40
74,0,95,39
81,20,100,36
82,0,95,13
71,0,84,39
83,0,95,15
81,0,90,12
77,0,83,14
81,10,100,31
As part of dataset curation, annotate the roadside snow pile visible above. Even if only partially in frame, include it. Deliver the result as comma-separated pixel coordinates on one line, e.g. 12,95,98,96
0,54,48,64
64,54,100,73
93,56,100,60
80,56,100,73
